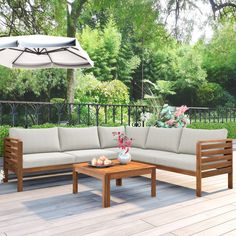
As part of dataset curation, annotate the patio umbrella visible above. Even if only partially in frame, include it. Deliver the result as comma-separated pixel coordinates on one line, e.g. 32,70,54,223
0,35,93,69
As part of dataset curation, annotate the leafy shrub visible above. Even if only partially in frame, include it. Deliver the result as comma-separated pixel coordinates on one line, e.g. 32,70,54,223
188,122,236,139
50,98,65,103
0,126,10,156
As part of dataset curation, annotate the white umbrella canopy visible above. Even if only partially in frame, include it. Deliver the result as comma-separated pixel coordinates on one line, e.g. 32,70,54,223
0,35,94,69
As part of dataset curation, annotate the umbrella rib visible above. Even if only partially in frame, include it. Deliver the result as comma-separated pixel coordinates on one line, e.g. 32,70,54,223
41,48,68,54
45,48,53,63
12,49,26,65
66,48,88,61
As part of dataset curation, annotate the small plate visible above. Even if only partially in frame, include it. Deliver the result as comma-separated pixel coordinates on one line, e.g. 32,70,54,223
88,162,115,168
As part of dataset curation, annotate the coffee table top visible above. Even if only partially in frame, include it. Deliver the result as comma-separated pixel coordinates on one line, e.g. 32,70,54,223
73,160,156,179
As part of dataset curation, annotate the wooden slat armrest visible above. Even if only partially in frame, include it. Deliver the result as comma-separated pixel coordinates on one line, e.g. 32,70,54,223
4,137,23,191
197,139,232,145
197,139,232,157
5,137,22,143
4,137,23,166
196,138,233,174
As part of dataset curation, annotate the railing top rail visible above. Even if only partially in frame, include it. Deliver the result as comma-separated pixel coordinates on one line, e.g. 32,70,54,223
0,100,148,107
0,101,235,110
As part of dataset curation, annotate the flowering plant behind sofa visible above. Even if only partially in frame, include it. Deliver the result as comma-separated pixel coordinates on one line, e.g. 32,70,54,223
157,104,190,128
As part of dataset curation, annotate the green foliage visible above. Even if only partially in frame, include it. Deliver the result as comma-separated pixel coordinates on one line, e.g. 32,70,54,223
200,22,236,107
76,72,129,104
50,98,66,104
79,19,122,81
143,45,207,106
196,82,226,107
0,68,66,101
0,126,10,157
79,18,140,85
188,122,236,139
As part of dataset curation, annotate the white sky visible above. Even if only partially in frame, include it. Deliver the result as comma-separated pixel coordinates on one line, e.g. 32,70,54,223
159,0,214,44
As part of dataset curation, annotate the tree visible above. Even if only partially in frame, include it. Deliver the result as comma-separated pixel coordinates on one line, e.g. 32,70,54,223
200,21,236,106
80,19,140,86
66,0,88,103
158,0,236,40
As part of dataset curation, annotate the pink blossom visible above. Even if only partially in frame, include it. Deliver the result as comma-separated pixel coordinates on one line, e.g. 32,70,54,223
113,131,133,153
166,119,175,125
175,105,188,117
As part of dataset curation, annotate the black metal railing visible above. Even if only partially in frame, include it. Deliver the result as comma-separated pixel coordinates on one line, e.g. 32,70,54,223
0,101,235,127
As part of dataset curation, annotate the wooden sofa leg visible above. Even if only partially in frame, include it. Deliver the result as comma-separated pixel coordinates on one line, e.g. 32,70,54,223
17,171,23,192
196,176,202,197
228,172,233,189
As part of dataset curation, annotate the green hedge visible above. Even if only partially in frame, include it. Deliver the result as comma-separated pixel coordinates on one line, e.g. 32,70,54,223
0,125,10,157
1,122,235,156
188,122,236,139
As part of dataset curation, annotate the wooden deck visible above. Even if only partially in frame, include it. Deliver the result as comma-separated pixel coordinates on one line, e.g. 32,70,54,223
0,153,235,236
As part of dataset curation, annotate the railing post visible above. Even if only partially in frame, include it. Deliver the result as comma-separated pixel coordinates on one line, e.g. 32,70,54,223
95,104,99,126
142,106,145,127
0,103,2,126
77,104,81,124
120,105,123,125
87,104,90,126
112,105,116,124
24,105,28,128
128,106,131,126
104,105,107,124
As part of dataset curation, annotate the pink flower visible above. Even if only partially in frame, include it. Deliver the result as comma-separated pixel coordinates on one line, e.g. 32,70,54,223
113,131,133,153
166,119,175,125
175,105,188,117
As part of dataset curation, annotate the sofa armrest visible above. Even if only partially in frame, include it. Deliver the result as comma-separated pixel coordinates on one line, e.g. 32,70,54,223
196,139,233,178
4,137,23,171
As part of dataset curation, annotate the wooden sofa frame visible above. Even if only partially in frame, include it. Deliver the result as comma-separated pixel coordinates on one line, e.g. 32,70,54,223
3,137,233,196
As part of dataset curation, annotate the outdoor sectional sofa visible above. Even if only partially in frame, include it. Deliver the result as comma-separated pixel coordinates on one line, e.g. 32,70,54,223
3,126,233,197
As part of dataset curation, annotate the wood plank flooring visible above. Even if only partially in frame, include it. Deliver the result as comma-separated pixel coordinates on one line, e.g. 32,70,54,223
0,153,235,236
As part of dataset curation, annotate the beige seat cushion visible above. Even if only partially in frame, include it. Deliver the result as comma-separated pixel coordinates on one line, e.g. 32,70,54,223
65,149,118,163
98,126,124,148
130,148,196,171
23,152,75,168
179,128,228,154
125,126,149,148
58,127,100,151
9,127,60,154
145,127,182,153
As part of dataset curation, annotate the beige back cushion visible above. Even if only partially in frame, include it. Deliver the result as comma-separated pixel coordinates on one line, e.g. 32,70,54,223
125,126,149,148
58,127,100,151
178,128,228,154
145,127,182,153
98,126,125,148
9,127,60,154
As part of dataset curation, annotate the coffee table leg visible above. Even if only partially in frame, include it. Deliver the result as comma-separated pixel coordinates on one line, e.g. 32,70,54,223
73,170,78,194
116,178,122,186
102,176,110,208
151,168,156,197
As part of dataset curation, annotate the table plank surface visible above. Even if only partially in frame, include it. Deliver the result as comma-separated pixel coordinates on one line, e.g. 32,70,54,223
74,161,156,176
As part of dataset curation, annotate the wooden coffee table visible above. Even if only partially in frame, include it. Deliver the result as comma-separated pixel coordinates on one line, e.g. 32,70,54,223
73,160,156,208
